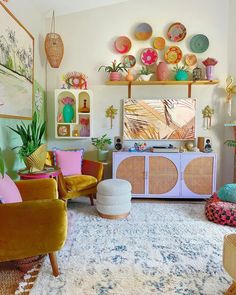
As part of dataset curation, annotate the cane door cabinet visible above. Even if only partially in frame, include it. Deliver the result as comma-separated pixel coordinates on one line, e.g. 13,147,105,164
112,152,216,199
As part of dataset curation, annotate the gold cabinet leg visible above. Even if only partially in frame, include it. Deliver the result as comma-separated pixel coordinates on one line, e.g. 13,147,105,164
49,252,59,277
225,282,236,295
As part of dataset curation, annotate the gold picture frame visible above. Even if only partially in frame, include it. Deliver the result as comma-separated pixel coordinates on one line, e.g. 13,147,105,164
0,2,34,119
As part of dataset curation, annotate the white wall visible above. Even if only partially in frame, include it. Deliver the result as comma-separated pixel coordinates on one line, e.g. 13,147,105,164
46,0,229,187
0,0,46,178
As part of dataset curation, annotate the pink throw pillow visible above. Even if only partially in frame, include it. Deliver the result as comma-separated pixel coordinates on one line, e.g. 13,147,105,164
0,174,22,204
54,150,83,176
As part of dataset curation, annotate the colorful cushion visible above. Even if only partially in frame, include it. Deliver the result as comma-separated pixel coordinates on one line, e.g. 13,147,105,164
218,184,236,203
0,174,22,204
65,175,97,191
54,149,83,176
205,193,236,227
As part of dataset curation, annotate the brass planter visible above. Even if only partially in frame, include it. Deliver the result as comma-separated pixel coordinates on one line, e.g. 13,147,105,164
24,144,47,172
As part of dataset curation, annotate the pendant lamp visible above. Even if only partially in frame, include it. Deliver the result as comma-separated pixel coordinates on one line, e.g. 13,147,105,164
45,11,64,68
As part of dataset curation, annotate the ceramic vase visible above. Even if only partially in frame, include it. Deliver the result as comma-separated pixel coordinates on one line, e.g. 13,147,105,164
125,70,134,82
206,65,214,80
97,149,109,162
175,70,188,81
80,125,90,137
110,72,121,81
63,104,74,123
156,61,169,81
139,74,153,81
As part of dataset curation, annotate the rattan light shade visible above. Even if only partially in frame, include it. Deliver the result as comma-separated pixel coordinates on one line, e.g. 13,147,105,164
45,32,64,68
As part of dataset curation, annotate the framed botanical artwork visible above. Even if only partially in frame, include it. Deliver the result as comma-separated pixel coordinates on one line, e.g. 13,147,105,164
123,98,196,140
0,2,34,119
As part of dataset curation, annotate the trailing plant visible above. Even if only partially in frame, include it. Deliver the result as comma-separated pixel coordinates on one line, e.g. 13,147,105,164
224,140,236,147
91,134,112,150
8,111,46,160
0,148,4,177
139,66,153,75
98,60,127,73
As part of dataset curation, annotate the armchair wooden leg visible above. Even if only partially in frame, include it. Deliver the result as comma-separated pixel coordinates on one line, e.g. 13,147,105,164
89,194,94,206
225,282,236,295
49,252,59,277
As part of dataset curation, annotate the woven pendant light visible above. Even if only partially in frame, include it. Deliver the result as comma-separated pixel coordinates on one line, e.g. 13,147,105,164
45,11,64,68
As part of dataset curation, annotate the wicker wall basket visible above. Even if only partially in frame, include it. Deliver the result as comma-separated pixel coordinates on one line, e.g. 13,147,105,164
24,144,47,172
45,33,64,68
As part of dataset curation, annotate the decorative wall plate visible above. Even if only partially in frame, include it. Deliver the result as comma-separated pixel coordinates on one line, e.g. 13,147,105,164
185,54,197,66
141,48,158,65
134,23,153,40
167,22,187,42
190,34,209,53
153,37,166,50
122,55,136,68
114,36,132,54
164,46,182,64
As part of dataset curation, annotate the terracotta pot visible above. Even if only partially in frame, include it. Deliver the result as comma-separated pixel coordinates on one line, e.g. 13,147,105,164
156,61,169,81
110,72,121,81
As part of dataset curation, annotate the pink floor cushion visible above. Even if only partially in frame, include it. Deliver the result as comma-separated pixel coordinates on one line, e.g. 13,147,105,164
205,193,236,227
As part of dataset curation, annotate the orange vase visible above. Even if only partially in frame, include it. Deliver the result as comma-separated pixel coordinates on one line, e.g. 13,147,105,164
125,70,134,82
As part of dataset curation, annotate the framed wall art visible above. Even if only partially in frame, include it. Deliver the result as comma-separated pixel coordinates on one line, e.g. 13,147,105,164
0,2,34,119
123,98,196,140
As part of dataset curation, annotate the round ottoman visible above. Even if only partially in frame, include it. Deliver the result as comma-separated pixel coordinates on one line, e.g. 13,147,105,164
205,193,236,227
96,179,132,219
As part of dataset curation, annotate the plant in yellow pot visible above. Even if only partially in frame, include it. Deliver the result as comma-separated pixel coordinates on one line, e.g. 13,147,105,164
9,111,46,172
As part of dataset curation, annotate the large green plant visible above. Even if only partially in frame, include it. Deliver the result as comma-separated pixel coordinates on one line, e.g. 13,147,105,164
225,140,236,147
91,134,112,150
9,111,46,160
0,148,4,177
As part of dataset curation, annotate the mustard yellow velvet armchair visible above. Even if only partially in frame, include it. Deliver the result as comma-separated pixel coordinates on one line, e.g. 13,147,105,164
46,151,104,205
0,178,67,276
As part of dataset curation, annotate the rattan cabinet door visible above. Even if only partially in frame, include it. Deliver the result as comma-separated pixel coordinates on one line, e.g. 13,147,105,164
116,156,145,194
181,154,216,197
148,155,180,196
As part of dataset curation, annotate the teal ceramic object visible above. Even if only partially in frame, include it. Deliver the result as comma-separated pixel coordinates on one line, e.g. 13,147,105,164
63,104,74,123
175,70,188,81
218,184,236,203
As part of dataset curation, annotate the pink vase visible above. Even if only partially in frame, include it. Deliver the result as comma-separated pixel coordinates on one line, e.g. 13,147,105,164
206,65,214,80
110,72,121,81
156,61,169,81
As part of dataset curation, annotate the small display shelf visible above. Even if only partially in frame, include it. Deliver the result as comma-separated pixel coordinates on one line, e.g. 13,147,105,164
55,89,93,139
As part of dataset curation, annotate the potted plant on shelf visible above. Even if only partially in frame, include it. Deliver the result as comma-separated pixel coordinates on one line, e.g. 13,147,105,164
91,134,112,162
137,66,154,81
98,60,127,81
8,111,47,172
172,64,189,81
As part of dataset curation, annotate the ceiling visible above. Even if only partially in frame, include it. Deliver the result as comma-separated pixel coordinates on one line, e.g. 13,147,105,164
31,0,130,17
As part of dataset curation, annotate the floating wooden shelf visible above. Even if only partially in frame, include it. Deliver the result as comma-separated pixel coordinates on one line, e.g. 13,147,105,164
105,80,219,98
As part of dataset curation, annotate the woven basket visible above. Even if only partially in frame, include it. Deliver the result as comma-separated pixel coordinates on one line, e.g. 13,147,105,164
24,144,47,172
223,234,236,281
45,32,64,68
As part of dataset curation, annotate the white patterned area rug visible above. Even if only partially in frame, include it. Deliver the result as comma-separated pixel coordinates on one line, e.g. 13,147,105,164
30,201,236,295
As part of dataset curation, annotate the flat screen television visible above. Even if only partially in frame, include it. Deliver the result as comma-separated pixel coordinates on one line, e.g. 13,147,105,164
123,98,196,140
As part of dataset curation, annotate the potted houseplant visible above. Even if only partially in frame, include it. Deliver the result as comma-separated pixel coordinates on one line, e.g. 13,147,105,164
138,66,153,81
98,60,127,81
173,64,189,81
9,111,46,172
91,134,112,162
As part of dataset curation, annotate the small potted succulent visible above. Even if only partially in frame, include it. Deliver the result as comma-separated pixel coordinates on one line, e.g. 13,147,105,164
98,60,127,81
138,66,154,81
91,134,112,162
173,64,189,81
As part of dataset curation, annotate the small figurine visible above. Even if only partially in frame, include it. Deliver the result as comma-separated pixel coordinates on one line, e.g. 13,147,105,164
134,142,147,151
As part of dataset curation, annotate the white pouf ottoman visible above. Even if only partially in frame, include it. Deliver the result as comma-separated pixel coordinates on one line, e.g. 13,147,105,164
96,179,132,219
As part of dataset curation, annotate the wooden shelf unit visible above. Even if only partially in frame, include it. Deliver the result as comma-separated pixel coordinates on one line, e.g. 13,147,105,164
106,80,219,98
